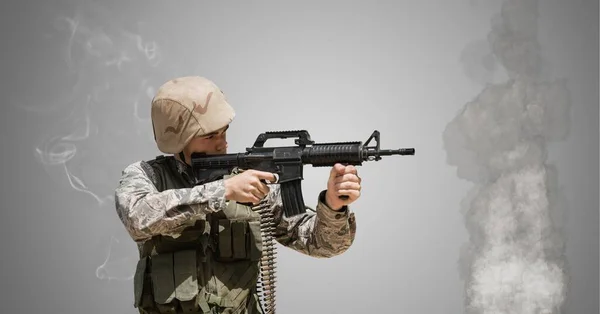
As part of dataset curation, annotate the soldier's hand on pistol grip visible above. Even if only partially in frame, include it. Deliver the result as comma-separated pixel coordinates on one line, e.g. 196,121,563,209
325,163,362,211
223,170,277,205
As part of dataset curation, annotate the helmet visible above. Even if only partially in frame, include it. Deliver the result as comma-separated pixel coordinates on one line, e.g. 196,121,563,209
151,76,235,154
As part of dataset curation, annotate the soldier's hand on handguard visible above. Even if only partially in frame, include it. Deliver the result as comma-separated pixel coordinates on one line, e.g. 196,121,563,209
224,170,277,205
325,163,361,211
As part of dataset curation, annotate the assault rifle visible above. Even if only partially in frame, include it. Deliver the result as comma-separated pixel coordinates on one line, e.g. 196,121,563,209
190,130,415,217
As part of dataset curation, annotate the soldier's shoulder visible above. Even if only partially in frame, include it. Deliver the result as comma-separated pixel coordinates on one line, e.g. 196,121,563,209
120,159,159,178
122,155,171,172
118,160,161,187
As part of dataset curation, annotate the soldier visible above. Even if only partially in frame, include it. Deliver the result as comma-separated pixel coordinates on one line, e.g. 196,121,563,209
115,76,360,314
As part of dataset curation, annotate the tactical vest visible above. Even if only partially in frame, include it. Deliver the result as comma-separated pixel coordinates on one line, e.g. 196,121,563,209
132,155,265,314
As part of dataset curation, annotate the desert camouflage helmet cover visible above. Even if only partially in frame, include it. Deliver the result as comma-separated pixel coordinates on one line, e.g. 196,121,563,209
151,76,235,154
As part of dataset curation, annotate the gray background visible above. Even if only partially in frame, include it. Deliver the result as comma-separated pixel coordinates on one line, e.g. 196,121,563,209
1,0,597,313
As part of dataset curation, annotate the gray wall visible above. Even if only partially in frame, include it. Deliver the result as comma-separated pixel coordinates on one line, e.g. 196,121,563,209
1,0,597,313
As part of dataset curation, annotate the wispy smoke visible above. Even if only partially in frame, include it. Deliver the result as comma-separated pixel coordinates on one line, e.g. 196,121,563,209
32,0,161,206
96,236,137,282
444,0,571,313
28,0,165,282
34,94,111,205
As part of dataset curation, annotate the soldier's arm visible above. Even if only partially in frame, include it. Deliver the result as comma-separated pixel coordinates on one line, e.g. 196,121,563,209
266,184,356,258
114,161,227,242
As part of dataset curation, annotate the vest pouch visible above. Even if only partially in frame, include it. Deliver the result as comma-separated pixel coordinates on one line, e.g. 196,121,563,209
150,252,177,313
148,250,201,314
202,259,261,313
151,220,212,255
173,250,199,307
216,219,261,262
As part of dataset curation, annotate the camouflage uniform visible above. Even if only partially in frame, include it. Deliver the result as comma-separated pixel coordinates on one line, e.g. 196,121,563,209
114,76,357,314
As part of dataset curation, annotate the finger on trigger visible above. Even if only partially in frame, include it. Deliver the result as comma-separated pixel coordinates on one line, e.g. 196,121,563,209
256,170,278,184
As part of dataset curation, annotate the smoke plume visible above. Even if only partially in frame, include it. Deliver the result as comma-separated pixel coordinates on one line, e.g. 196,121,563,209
33,0,162,206
28,0,168,283
444,0,571,313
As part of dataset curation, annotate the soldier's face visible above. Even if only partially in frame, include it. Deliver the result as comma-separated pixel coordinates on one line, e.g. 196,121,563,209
185,125,229,155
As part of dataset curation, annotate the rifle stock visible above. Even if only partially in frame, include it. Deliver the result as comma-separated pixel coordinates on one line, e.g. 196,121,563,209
191,130,415,217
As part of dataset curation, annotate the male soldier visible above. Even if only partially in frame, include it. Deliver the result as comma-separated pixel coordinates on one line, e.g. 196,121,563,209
115,76,360,314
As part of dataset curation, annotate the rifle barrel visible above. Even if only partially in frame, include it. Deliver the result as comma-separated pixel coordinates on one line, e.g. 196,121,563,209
378,148,415,156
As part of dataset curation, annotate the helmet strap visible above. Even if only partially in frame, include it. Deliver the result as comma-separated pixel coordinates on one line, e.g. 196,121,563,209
178,151,186,164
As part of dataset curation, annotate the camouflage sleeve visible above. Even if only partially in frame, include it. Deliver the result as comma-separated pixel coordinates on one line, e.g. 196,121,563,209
266,184,357,258
114,161,227,242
